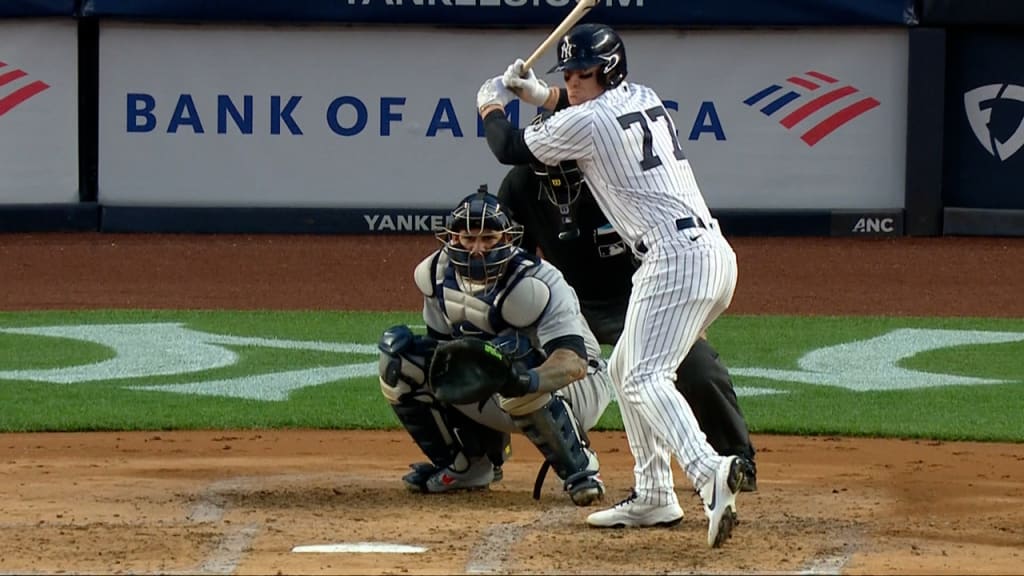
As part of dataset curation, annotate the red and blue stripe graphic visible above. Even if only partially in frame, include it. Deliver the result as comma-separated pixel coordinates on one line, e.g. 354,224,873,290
0,61,50,118
744,71,879,146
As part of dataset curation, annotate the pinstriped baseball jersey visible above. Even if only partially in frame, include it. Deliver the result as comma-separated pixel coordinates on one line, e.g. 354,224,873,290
521,80,740,511
524,82,714,251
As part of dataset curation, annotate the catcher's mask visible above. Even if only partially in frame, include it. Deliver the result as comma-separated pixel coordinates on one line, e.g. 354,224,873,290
438,186,523,292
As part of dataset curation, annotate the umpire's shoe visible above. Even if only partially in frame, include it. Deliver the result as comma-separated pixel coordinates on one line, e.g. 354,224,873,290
585,490,684,528
740,457,757,492
701,455,747,548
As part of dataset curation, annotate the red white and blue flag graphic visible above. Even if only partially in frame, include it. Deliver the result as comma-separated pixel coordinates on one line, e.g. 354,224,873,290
744,71,880,146
0,60,50,118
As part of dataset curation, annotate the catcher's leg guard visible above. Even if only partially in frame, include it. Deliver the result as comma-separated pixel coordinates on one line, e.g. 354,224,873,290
378,325,511,491
390,399,511,492
512,395,604,506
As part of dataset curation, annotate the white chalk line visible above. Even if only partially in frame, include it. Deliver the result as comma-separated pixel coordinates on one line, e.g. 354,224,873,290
464,506,576,574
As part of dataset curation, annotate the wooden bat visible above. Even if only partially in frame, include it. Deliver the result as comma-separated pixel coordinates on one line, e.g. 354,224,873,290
521,0,598,73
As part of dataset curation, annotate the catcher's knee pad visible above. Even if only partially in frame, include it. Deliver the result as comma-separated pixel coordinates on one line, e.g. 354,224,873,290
500,391,551,416
512,396,604,506
378,324,436,404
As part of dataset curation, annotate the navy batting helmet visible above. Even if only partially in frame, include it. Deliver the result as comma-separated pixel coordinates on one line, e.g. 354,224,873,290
438,186,523,290
549,23,627,88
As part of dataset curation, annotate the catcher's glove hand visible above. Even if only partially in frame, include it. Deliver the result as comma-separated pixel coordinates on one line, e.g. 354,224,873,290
427,337,539,405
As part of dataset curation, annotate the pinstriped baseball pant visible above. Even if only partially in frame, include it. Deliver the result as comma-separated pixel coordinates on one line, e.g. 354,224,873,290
609,227,737,506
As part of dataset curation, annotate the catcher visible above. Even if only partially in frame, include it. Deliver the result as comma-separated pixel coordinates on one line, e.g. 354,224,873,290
377,187,614,507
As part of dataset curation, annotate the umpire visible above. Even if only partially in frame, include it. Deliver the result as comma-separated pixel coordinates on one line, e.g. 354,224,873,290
498,160,758,491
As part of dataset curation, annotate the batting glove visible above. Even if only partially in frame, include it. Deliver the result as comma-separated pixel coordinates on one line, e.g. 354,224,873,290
477,76,514,111
503,59,550,107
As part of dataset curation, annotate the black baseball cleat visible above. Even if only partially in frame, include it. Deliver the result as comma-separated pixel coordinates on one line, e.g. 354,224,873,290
740,458,758,492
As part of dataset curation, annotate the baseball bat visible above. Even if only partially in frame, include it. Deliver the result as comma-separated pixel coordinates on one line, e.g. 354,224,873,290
521,0,598,73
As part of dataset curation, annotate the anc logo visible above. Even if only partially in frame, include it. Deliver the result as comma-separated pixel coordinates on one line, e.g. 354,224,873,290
0,60,50,119
743,70,880,147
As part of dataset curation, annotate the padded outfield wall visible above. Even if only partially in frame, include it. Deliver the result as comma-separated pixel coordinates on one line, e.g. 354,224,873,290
1,0,934,236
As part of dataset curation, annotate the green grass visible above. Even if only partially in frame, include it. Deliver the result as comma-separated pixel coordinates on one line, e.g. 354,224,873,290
1,310,1022,441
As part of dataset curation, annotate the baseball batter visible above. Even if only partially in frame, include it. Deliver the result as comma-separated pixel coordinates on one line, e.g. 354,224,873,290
498,158,758,499
477,23,748,547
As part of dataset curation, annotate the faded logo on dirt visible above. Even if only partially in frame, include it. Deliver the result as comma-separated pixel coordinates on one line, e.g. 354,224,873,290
0,324,1021,401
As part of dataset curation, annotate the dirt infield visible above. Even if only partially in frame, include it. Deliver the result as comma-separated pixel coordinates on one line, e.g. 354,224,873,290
2,233,1024,575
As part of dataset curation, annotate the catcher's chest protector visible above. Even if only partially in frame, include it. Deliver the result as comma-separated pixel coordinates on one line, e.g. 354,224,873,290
438,255,539,338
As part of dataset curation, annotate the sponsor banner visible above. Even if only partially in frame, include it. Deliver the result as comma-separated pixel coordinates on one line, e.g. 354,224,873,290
945,32,1024,210
83,0,916,26
921,0,1024,25
0,20,78,204
0,0,77,17
98,25,907,211
101,206,836,235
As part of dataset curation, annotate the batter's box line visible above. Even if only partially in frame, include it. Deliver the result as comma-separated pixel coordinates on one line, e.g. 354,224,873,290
464,507,576,574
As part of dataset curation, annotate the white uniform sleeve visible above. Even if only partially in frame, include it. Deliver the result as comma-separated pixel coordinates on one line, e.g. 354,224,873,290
524,105,595,166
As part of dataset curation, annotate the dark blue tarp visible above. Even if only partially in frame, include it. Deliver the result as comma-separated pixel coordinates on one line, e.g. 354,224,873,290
0,0,77,17
921,0,1024,25
943,31,1024,210
82,0,917,26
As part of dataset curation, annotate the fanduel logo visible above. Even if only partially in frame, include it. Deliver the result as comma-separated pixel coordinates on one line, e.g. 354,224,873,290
964,84,1024,162
0,60,50,119
744,70,880,147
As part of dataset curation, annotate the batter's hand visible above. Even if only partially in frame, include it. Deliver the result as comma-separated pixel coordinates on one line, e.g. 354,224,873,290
503,59,550,107
477,76,514,112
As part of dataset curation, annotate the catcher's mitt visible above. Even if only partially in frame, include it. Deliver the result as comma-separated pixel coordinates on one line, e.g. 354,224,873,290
428,337,516,405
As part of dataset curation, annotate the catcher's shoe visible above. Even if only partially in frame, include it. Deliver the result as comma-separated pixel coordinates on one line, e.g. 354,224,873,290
701,455,746,548
586,490,684,528
566,449,605,506
421,456,495,493
403,461,503,492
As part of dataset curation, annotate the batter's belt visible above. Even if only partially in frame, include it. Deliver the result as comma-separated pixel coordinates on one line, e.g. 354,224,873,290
634,216,718,255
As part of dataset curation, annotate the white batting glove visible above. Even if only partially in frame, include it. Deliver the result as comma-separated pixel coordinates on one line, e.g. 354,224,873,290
503,59,550,107
477,75,515,111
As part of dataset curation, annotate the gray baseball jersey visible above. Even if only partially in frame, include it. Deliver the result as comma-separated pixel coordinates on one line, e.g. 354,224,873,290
414,248,611,430
523,81,739,507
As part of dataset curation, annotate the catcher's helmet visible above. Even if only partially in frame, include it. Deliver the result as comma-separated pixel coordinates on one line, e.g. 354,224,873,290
438,186,523,290
549,23,627,88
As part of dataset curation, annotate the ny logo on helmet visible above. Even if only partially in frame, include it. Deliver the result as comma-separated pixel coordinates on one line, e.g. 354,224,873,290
560,38,574,61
